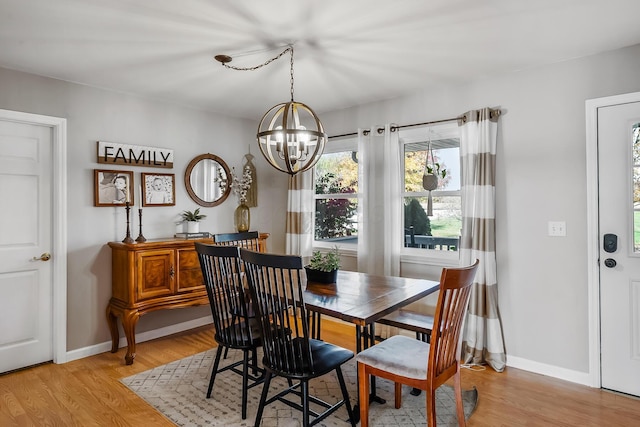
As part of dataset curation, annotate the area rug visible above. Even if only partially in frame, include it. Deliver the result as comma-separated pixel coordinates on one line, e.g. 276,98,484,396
122,348,478,426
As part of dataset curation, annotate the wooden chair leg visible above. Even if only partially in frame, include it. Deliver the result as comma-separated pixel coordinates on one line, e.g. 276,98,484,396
357,362,370,427
241,350,249,420
335,367,356,427
426,387,436,427
301,380,310,427
207,345,224,398
254,372,272,427
453,370,466,426
394,382,402,409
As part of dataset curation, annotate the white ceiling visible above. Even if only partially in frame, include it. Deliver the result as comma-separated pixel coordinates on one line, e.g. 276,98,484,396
1,0,640,120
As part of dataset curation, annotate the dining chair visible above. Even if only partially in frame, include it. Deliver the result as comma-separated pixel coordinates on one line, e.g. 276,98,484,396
213,231,262,358
356,260,479,427
214,231,261,251
195,243,264,420
240,248,356,427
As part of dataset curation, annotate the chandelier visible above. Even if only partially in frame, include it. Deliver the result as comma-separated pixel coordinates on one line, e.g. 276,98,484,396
215,46,327,175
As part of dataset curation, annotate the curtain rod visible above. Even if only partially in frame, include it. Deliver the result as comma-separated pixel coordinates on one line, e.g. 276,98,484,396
328,109,501,138
328,116,457,139
389,116,458,132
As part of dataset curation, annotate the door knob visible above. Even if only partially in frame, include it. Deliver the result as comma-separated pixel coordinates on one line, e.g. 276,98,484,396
32,252,51,261
604,258,617,268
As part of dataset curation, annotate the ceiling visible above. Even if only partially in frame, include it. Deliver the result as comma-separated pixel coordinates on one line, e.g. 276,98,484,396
1,0,640,121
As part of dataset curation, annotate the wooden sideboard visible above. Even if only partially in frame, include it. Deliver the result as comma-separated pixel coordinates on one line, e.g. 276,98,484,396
106,234,269,364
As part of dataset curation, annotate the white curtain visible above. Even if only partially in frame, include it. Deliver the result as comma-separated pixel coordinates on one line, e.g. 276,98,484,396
285,171,313,258
458,107,506,372
357,128,376,273
383,124,401,277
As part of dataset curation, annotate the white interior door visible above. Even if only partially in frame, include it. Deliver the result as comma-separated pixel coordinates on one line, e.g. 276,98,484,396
598,100,640,397
0,119,54,373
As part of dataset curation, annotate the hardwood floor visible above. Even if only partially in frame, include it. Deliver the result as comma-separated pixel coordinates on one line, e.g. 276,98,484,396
1,322,639,426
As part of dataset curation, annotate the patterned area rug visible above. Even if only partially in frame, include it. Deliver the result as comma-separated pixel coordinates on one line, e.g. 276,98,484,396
122,348,478,426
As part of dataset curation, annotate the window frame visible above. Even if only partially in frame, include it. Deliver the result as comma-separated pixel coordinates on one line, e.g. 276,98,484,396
399,124,461,263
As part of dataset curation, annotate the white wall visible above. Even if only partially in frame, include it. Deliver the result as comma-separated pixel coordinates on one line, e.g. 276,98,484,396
320,43,640,375
0,67,289,351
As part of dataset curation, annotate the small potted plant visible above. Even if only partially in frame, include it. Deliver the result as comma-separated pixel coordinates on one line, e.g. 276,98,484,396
181,208,206,233
305,246,341,284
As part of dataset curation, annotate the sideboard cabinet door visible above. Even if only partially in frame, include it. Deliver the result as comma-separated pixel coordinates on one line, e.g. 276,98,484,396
176,247,204,293
136,249,175,300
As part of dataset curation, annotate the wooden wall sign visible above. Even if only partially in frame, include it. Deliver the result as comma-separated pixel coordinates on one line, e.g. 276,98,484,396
97,141,174,168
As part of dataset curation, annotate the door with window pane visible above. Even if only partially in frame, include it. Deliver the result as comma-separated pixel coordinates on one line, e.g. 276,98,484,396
598,100,640,397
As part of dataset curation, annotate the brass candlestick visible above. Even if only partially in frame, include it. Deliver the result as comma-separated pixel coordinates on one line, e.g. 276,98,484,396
122,202,134,243
135,208,147,243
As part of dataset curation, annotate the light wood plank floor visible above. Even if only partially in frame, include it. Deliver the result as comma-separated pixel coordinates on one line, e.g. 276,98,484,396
1,322,639,426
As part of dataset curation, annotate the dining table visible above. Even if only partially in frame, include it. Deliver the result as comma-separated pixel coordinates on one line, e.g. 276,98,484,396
302,269,440,415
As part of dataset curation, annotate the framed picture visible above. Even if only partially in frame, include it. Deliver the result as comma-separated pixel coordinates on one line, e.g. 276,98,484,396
142,173,175,206
94,169,134,207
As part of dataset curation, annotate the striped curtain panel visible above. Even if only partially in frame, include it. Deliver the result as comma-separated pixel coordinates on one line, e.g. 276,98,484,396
285,170,314,259
458,107,506,372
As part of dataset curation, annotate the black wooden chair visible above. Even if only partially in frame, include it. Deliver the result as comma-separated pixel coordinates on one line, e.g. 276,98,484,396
240,248,356,427
212,231,262,357
195,243,264,420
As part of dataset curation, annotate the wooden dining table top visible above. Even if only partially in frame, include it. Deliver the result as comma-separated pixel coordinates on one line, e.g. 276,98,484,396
303,270,440,327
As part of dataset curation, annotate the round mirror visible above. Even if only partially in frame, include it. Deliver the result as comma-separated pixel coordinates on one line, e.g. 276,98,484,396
184,154,231,207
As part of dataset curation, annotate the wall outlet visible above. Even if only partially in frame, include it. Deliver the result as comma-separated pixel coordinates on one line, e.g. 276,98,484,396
548,221,566,237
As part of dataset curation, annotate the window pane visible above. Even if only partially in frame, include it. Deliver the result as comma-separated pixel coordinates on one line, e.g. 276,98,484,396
633,123,640,251
404,142,460,192
404,196,461,251
315,198,358,243
315,151,358,194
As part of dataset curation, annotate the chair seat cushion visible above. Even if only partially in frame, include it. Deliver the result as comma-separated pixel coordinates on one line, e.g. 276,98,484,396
356,335,429,380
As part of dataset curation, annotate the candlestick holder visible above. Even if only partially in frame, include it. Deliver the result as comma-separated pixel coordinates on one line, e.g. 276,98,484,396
135,208,147,243
122,202,134,243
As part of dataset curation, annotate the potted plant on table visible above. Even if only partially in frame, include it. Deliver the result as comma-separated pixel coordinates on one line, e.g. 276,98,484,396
181,208,206,233
305,246,341,284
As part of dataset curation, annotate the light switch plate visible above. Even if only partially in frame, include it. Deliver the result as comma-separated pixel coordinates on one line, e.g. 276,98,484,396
548,221,566,237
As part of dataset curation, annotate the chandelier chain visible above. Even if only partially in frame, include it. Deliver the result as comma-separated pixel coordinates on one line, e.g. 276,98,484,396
219,46,292,71
289,47,295,102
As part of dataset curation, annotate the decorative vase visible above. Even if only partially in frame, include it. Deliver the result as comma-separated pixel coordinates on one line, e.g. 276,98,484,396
304,267,338,284
234,202,250,232
187,221,199,233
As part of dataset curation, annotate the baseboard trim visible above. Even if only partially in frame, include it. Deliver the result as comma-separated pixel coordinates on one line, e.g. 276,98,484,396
65,316,213,363
507,354,594,387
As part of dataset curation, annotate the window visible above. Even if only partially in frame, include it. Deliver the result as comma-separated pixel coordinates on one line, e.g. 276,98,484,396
311,125,462,258
632,123,640,251
400,123,461,254
313,138,358,247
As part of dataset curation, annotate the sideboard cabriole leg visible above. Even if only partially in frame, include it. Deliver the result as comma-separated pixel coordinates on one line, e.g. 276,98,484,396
122,309,140,365
106,303,119,353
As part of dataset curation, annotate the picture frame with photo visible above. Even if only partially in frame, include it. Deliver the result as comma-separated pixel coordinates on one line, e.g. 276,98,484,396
94,169,134,207
142,173,175,206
